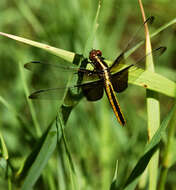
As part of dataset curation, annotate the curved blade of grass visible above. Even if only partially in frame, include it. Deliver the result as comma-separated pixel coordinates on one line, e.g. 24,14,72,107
151,18,176,39
110,160,119,190
123,104,176,189
20,120,57,190
0,32,75,63
138,1,160,190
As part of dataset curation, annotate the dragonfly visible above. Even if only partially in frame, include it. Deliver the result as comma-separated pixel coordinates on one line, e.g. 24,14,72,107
24,17,166,126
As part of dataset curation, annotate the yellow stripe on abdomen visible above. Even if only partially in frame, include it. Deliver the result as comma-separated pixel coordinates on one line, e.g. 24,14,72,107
105,81,126,126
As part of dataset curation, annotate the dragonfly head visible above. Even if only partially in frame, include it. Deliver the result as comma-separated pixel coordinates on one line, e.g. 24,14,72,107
89,49,102,62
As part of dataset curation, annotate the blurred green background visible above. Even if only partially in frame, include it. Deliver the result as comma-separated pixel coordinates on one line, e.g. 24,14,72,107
0,0,175,189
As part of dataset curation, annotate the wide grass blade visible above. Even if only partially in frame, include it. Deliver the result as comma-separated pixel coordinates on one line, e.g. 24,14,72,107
0,32,75,63
128,67,176,98
20,120,57,190
138,1,160,189
123,104,176,189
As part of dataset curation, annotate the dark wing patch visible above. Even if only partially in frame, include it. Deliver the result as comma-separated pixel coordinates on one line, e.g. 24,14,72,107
111,64,133,93
77,79,104,101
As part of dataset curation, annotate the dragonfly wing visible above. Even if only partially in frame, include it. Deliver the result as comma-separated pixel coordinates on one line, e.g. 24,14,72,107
28,87,74,100
24,61,81,93
82,85,104,101
109,16,156,72
111,64,134,93
77,79,104,101
133,46,167,68
28,77,105,101
110,46,166,81
24,61,82,73
24,60,106,101
25,61,102,85
110,46,166,93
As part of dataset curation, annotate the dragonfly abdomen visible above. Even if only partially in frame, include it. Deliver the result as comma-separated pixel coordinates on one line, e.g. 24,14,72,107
104,78,126,126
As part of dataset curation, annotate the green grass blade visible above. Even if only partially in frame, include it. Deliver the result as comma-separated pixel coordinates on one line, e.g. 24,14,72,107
151,18,176,39
110,160,119,190
0,32,75,63
138,2,160,189
125,145,159,190
158,102,176,190
144,105,176,154
124,104,176,189
128,67,176,98
21,121,57,190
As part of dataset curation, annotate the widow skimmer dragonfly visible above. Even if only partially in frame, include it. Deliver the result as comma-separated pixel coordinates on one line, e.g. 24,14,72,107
24,17,166,126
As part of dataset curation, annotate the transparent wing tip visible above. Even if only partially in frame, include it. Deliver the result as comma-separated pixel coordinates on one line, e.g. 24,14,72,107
24,61,40,70
28,89,45,99
24,62,30,70
145,16,155,25
29,93,37,99
157,46,167,55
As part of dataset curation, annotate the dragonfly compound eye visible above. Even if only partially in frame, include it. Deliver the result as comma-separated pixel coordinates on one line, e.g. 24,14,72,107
96,50,102,57
89,49,97,61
